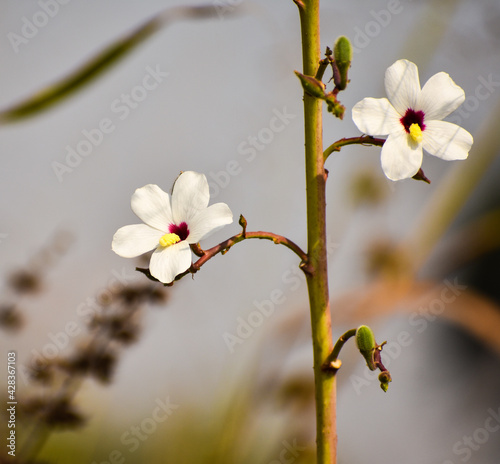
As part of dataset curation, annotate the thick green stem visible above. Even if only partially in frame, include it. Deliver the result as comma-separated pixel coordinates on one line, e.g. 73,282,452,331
297,1,336,463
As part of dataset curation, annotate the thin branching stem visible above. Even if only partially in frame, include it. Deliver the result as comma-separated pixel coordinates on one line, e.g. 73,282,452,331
193,230,308,267
137,225,310,285
323,135,386,161
323,328,357,371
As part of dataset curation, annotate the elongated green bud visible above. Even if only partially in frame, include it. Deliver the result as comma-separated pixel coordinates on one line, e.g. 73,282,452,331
355,324,392,392
333,36,352,90
294,71,326,99
356,325,376,370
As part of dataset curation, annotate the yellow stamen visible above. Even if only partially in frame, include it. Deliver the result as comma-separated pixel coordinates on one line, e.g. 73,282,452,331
159,233,180,248
409,123,423,143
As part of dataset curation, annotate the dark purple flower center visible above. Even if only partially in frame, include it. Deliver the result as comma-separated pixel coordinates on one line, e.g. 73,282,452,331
400,108,426,133
169,222,189,241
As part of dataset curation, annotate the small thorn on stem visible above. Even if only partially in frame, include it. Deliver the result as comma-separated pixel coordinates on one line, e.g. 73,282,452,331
412,168,431,184
292,0,305,10
135,267,159,283
239,214,247,237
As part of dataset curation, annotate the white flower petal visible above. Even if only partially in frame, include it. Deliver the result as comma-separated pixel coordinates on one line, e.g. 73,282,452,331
149,241,192,283
352,97,401,136
187,203,233,243
381,131,423,181
113,171,233,274
112,224,163,258
423,120,473,161
350,60,473,181
418,72,465,120
131,184,172,231
385,59,421,115
171,171,210,224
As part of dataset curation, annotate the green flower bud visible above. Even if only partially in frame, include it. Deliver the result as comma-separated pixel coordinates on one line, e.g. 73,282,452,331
333,36,352,90
356,325,376,370
294,71,326,99
378,371,392,392
355,325,393,392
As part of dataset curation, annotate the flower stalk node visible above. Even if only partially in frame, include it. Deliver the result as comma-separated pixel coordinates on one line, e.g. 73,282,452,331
299,260,314,276
322,358,342,372
294,68,345,119
190,243,205,257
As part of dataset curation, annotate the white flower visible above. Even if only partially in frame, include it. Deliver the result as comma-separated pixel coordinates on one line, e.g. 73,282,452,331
352,59,473,181
112,171,233,284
